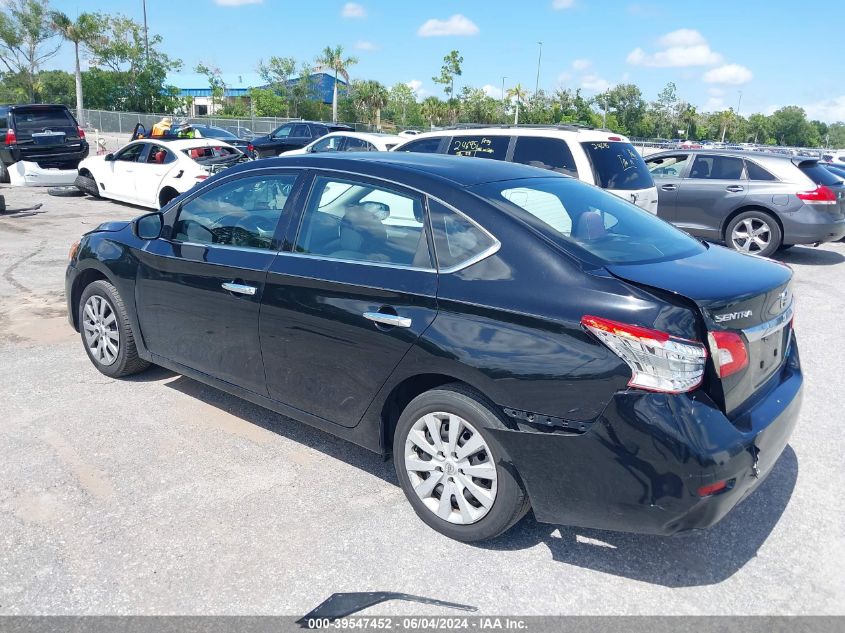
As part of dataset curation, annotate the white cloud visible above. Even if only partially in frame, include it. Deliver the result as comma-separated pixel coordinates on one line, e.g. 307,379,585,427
417,14,479,37
581,74,611,93
801,96,845,123
214,0,262,5
627,29,722,67
704,97,725,112
572,58,591,71
482,84,503,99
406,79,427,98
552,0,575,8
557,71,573,84
354,40,377,51
703,63,753,85
708,87,725,97
341,2,366,18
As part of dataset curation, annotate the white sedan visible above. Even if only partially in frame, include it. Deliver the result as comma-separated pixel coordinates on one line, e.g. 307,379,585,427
75,138,247,209
280,131,403,156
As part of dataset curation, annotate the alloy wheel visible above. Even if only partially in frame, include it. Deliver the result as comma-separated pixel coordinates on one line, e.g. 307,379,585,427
731,217,772,253
404,412,498,525
82,295,119,366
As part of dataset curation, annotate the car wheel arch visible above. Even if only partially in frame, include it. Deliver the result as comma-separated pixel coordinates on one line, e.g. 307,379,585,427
721,205,784,241
159,186,179,209
70,266,111,331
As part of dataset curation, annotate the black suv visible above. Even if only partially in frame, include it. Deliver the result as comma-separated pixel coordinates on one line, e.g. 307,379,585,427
0,104,89,182
251,121,353,158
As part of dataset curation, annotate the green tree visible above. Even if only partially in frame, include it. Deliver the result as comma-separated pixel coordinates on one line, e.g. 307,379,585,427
257,56,296,115
420,96,445,129
0,0,60,101
248,87,285,117
768,106,819,146
746,113,770,144
827,123,845,149
386,82,417,127
605,83,646,136
316,45,358,123
459,87,499,124
653,81,680,138
50,10,100,120
195,62,225,114
34,69,74,105
432,50,463,98
290,62,317,117
506,84,528,125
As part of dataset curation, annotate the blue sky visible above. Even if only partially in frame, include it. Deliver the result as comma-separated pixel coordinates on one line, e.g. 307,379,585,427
46,0,845,122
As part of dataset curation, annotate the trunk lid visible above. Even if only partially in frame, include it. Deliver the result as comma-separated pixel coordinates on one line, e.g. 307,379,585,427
606,244,794,416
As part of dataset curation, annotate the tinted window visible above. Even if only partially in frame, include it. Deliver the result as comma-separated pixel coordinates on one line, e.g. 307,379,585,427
447,135,510,159
172,175,296,249
296,177,430,268
12,108,75,131
272,125,293,139
580,142,653,190
474,177,704,266
115,144,145,162
428,199,497,270
398,137,443,153
646,154,690,177
824,165,845,180
512,137,577,176
200,127,237,140
688,155,744,180
311,136,343,153
0,107,8,129
745,161,776,181
800,163,842,186
345,137,375,152
292,124,311,138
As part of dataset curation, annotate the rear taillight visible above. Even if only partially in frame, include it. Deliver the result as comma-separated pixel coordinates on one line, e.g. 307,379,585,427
5,128,16,145
77,127,86,140
581,315,707,393
195,175,208,180
796,185,837,205
707,331,749,378
247,143,254,153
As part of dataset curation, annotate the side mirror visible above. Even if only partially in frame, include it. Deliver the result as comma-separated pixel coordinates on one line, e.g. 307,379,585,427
134,212,163,240
104,153,114,161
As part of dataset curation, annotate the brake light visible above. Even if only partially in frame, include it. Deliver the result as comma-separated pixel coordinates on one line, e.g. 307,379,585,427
581,315,707,393
796,185,836,205
608,136,622,141
697,479,729,497
195,175,208,180
707,331,749,378
5,128,16,145
77,127,86,140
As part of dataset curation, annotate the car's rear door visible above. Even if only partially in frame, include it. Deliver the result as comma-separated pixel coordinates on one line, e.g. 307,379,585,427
673,154,748,240
645,153,691,222
131,143,175,207
135,171,302,395
259,171,438,428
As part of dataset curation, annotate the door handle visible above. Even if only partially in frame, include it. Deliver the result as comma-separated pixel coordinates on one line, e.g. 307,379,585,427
726,185,744,192
363,312,412,328
222,282,257,296
661,184,677,191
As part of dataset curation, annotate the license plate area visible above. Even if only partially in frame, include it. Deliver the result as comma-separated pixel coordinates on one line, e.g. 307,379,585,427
750,328,787,389
31,131,66,145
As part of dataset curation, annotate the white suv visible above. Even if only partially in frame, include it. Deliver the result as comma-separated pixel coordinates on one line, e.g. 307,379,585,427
393,126,658,213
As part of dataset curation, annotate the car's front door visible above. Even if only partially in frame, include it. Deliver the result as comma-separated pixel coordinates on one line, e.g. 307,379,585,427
132,143,176,208
101,142,146,203
645,153,690,222
135,171,301,394
260,173,438,427
673,154,748,240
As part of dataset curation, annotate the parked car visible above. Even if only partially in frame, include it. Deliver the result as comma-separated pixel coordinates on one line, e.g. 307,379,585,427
646,150,845,256
191,124,254,156
0,103,88,183
251,121,353,158
393,126,659,213
823,163,845,181
75,137,247,209
67,152,801,542
281,131,403,156
222,125,257,141
822,152,845,166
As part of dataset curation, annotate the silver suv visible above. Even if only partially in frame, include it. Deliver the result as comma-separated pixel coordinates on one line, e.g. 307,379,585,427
646,149,845,256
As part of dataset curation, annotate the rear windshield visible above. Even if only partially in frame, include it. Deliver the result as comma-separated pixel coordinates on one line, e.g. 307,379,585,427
800,162,842,186
446,135,510,160
201,127,237,140
474,177,704,266
580,141,653,191
12,108,75,131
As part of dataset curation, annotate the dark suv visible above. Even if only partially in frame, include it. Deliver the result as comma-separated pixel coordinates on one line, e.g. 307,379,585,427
0,104,89,182
250,121,353,158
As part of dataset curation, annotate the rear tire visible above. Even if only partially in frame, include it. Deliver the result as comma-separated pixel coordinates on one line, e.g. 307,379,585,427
78,280,150,378
0,162,8,184
75,174,100,198
725,210,781,258
393,384,530,542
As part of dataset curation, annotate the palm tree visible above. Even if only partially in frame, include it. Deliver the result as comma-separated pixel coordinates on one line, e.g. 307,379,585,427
316,45,358,123
420,96,445,130
50,11,100,122
506,84,528,125
365,81,389,130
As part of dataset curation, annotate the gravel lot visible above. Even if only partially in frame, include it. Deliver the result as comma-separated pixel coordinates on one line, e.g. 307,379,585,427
1,184,843,616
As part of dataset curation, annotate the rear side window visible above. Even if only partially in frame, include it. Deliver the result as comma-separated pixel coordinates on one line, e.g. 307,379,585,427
447,135,510,160
0,107,8,129
580,142,653,190
292,124,311,138
800,163,841,186
344,137,375,152
745,161,776,181
428,199,497,270
688,155,744,180
397,137,443,153
647,154,689,177
12,108,75,131
512,137,577,176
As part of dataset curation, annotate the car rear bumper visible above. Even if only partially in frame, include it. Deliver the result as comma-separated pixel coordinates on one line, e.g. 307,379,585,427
491,337,802,536
0,144,89,168
781,206,845,244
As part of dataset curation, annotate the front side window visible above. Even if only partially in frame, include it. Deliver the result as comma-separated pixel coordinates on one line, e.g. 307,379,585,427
688,155,744,180
397,137,443,154
428,199,497,271
295,177,430,268
272,124,293,139
115,143,145,162
512,137,577,176
311,136,343,153
474,177,705,266
580,141,653,190
172,174,297,249
646,154,690,177
446,135,510,160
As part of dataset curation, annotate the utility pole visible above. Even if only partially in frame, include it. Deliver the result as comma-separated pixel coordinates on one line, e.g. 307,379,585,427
501,76,507,123
142,0,150,62
602,90,608,128
534,42,543,96
736,90,743,117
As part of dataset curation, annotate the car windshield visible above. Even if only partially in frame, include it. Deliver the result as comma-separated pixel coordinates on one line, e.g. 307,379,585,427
580,141,653,191
201,127,237,140
474,177,705,266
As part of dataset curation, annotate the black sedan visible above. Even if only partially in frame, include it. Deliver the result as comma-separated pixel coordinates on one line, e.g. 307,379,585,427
66,153,801,542
250,121,352,158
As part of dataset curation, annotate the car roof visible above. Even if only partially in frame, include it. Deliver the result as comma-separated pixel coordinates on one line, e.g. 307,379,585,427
132,138,236,149
320,131,403,143
249,151,560,186
400,125,630,143
647,148,819,163
7,103,70,111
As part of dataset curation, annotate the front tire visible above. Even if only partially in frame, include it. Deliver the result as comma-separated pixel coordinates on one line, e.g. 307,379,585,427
726,210,781,257
75,173,100,198
78,280,150,378
393,385,529,542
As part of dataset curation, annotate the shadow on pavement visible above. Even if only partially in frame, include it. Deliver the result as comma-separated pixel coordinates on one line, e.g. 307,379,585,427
774,245,845,266
480,445,798,587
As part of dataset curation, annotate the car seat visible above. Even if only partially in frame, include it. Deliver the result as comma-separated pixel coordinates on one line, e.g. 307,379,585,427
690,160,711,178
329,204,389,261
573,211,607,241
